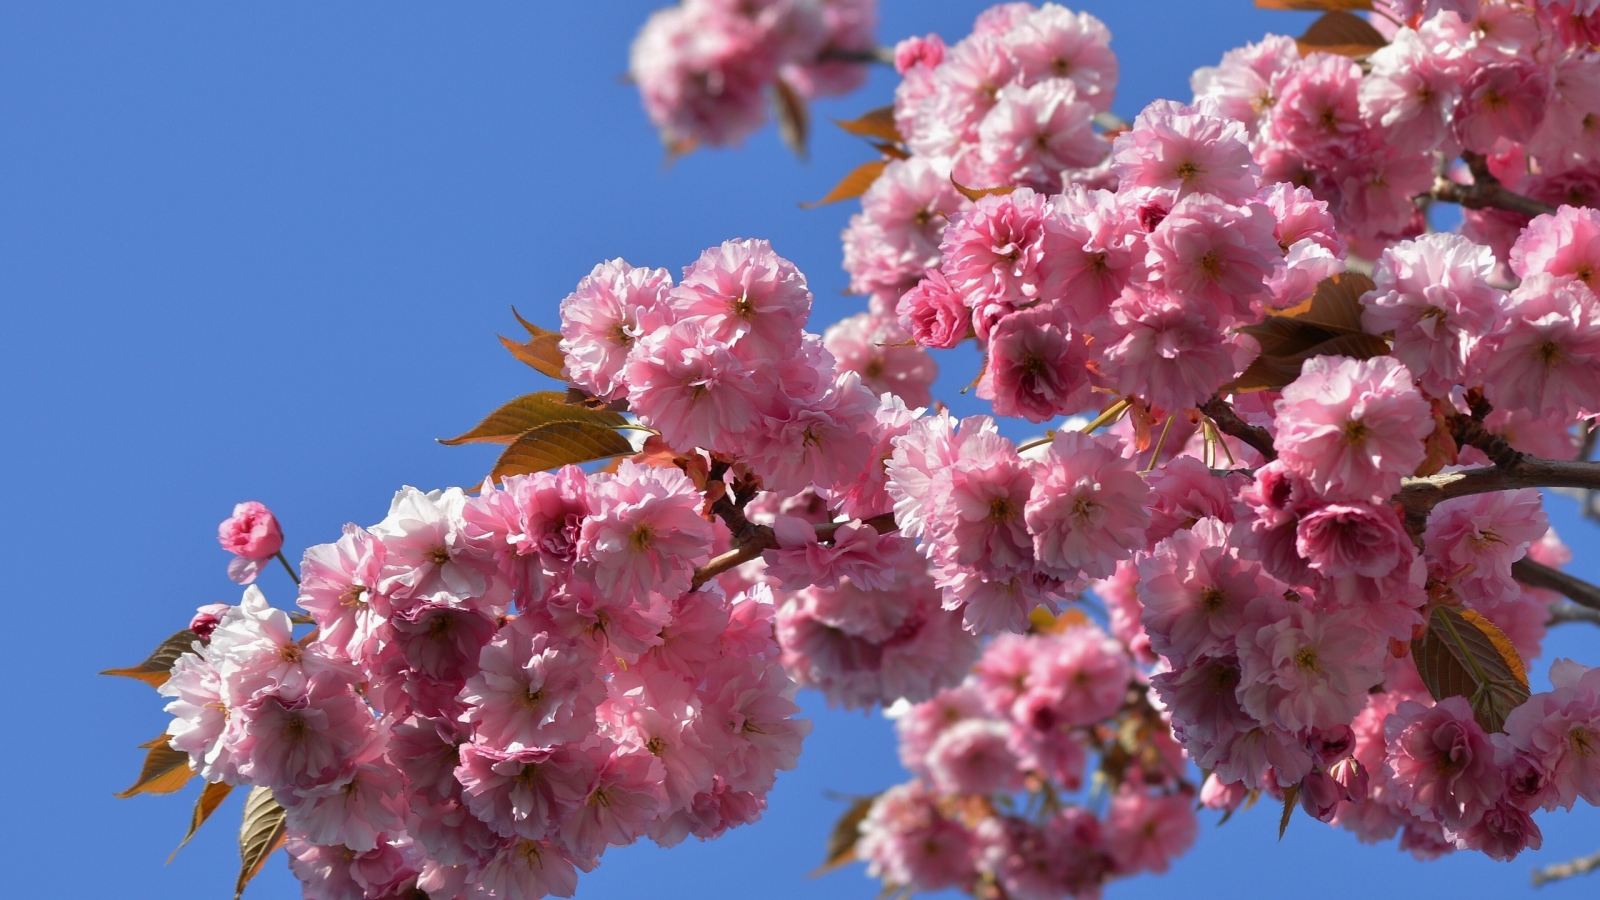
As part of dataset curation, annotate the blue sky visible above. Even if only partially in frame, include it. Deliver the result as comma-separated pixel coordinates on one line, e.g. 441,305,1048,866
2,2,1597,898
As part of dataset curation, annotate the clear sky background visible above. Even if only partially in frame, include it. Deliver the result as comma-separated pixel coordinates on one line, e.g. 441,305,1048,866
3,2,1598,899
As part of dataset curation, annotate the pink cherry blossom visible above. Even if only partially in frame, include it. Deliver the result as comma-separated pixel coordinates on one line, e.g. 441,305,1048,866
1482,273,1600,419
1510,204,1600,291
1384,697,1503,831
459,616,605,750
976,303,1092,422
1025,430,1151,582
1113,99,1260,204
938,189,1072,338
559,259,674,402
220,501,285,584
671,238,811,362
1237,600,1385,733
577,461,711,599
1424,489,1548,608
857,781,977,893
1004,5,1117,112
1105,788,1198,875
1274,355,1433,503
1144,193,1278,324
896,269,970,349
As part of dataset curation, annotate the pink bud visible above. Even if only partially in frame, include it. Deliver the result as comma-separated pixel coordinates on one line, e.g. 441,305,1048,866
218,501,284,561
1299,770,1343,822
1309,725,1355,766
1328,756,1368,803
189,602,230,641
1199,772,1245,812
893,34,945,74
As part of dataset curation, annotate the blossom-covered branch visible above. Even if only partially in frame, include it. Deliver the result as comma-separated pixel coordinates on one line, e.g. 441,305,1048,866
1401,458,1600,518
691,511,898,589
1200,396,1276,462
1532,846,1600,887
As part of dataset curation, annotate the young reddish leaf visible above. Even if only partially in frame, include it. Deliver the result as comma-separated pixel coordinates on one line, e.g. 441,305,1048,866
101,629,202,689
439,392,627,445
1410,605,1531,733
802,160,889,208
1256,0,1373,9
1228,273,1389,392
950,176,1016,202
772,79,810,161
871,140,911,161
1028,606,1090,635
171,781,234,862
116,738,195,798
236,786,288,900
490,421,636,482
1297,10,1388,56
500,307,567,380
810,794,879,876
832,105,902,143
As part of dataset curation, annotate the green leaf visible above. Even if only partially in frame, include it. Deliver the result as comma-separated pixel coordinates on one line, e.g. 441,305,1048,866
490,421,636,482
1411,605,1531,733
1298,10,1388,57
832,106,902,143
236,786,288,900
170,780,234,862
1279,783,1299,840
772,78,810,161
440,392,627,446
499,307,566,380
802,160,889,208
116,737,195,798
811,794,879,876
100,629,201,688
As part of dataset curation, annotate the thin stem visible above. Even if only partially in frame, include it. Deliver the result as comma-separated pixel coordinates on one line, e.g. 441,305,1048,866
1079,397,1132,435
1399,457,1600,521
275,550,301,586
1514,558,1600,612
1532,847,1600,887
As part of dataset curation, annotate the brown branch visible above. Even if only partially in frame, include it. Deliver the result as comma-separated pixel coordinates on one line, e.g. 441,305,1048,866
1514,558,1600,612
1201,396,1276,462
1548,601,1600,628
690,512,901,590
1398,456,1600,522
1429,152,1558,220
1533,847,1600,887
815,45,895,65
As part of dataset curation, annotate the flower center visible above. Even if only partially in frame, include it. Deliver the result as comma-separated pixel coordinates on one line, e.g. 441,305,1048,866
988,496,1017,523
425,546,451,566
631,523,655,551
1571,727,1597,758
1294,645,1320,673
1342,418,1369,446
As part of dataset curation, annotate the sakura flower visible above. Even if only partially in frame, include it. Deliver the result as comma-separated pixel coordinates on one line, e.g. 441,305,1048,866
1237,600,1385,733
560,746,665,859
1139,518,1281,662
1015,625,1133,730
1097,287,1254,411
370,486,487,607
1361,233,1504,396
231,669,376,792
1024,430,1151,582
976,303,1092,422
857,781,977,893
458,616,605,750
1385,697,1504,830
925,719,1025,796
471,837,582,900
823,312,938,408
1112,99,1260,204
559,259,674,402
1274,355,1433,503
670,238,811,362
896,269,970,349
938,189,1072,337
161,649,240,784
576,461,711,600
1272,52,1368,167
279,757,407,852
625,318,766,453
1455,61,1550,153
297,524,387,662
455,741,598,841
974,80,1103,193
219,500,285,585
1104,788,1198,875
1004,5,1117,112
1510,205,1600,290
1144,193,1278,324
1482,273,1600,419
1500,659,1600,811
1424,489,1548,608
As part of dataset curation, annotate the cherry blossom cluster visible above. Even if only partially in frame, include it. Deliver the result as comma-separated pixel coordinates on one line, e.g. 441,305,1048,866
172,473,810,900
856,618,1199,900
841,3,1118,309
631,0,878,150
1193,0,1600,256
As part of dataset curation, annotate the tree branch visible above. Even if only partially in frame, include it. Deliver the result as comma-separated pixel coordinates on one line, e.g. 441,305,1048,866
1399,456,1600,521
1429,152,1558,219
1533,847,1600,887
1548,601,1600,628
815,45,895,65
1201,396,1276,462
690,512,900,590
1514,558,1600,612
